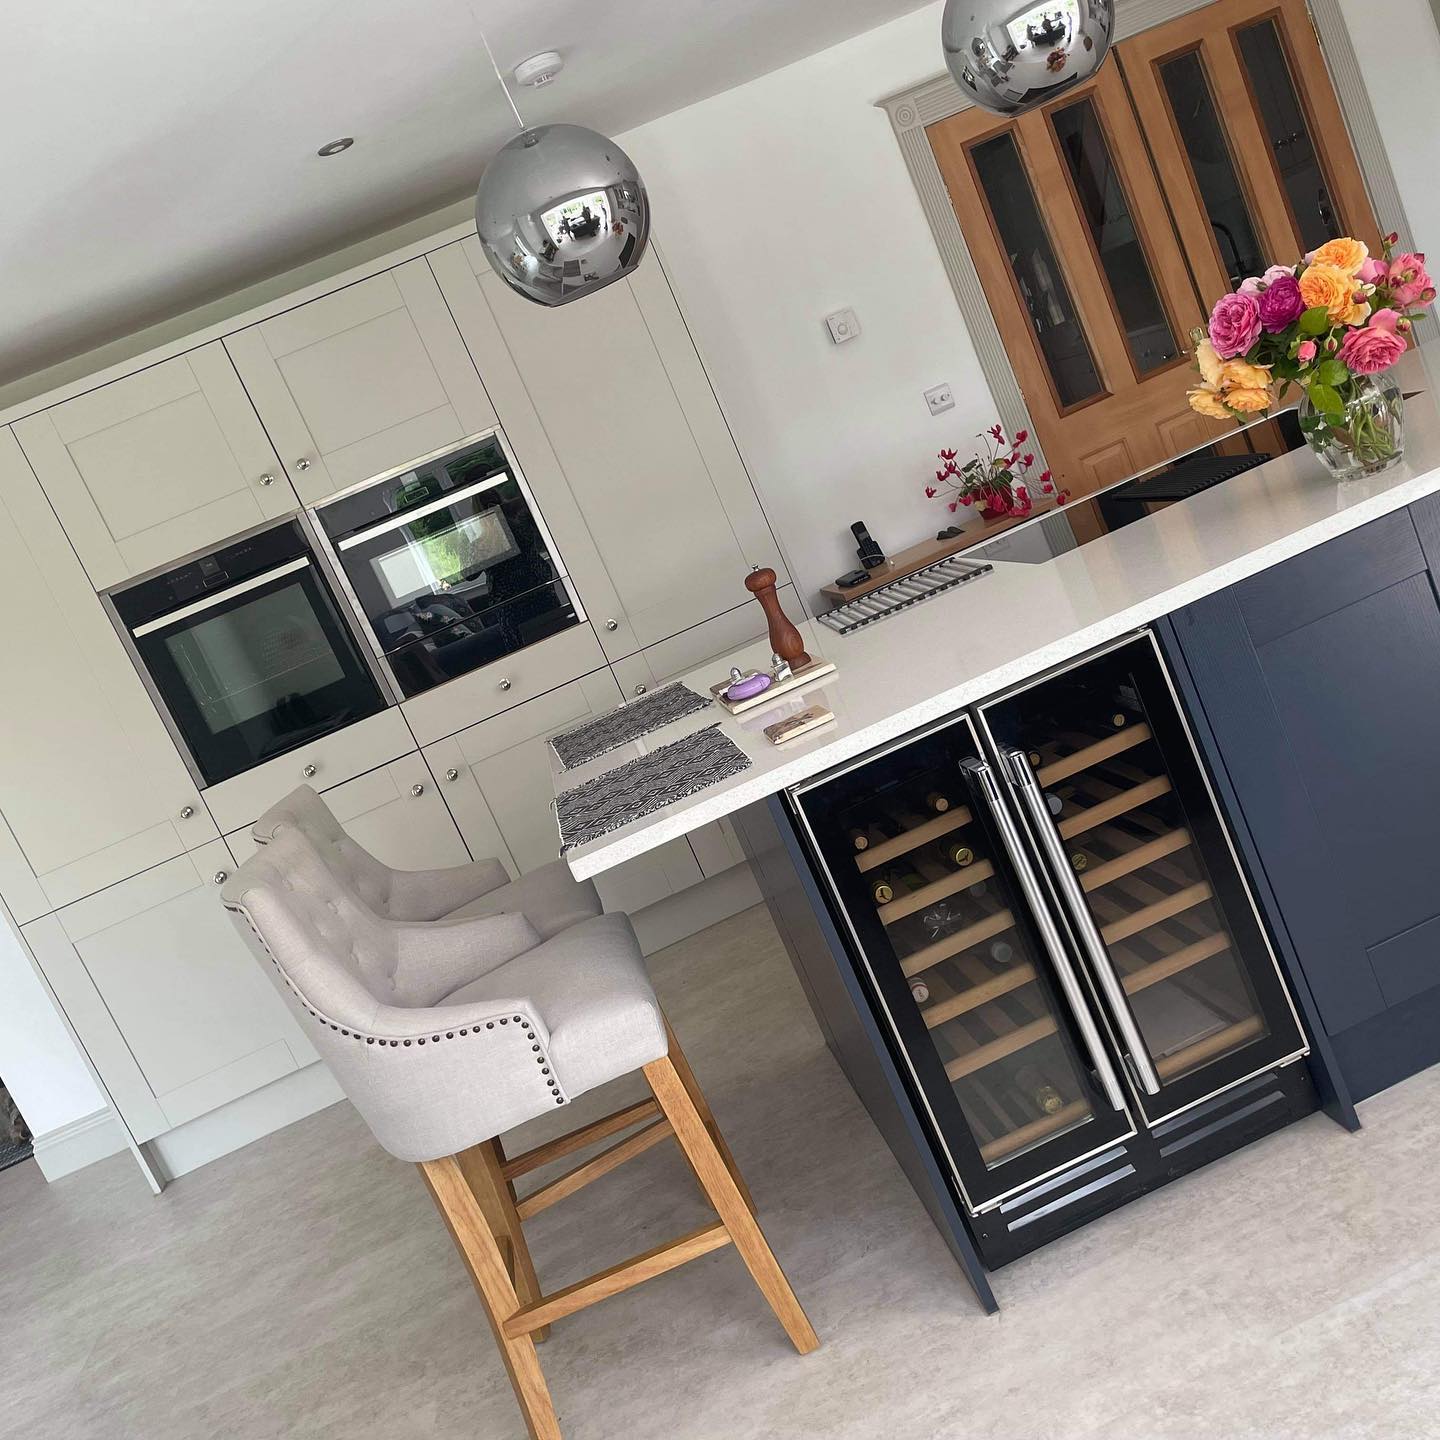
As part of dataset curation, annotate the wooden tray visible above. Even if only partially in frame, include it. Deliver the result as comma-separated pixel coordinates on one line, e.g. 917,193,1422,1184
708,658,837,715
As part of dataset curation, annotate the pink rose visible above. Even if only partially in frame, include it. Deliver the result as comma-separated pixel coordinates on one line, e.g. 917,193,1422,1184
1296,339,1318,364
1387,252,1434,308
1208,291,1263,359
1238,265,1294,296
1338,323,1408,375
1369,308,1402,333
1258,275,1305,332
1358,257,1387,285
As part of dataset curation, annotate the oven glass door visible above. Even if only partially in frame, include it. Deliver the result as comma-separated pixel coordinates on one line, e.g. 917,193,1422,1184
132,557,386,786
319,435,579,697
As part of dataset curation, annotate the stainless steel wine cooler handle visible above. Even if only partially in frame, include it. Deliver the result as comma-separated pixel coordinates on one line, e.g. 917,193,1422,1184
960,758,1128,1114
1002,749,1163,1096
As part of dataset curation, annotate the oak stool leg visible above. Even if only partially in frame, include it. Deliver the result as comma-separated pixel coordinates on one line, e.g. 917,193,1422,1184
458,1139,550,1342
644,1054,819,1354
419,1155,560,1440
662,1019,757,1216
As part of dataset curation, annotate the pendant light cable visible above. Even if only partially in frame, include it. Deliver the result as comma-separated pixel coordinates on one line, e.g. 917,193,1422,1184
476,19,527,132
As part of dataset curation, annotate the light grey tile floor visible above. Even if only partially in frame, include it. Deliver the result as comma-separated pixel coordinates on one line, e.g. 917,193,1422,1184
3,903,1436,1440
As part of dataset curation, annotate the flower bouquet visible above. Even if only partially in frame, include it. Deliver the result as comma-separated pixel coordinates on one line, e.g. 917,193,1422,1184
926,424,1069,520
1188,234,1434,480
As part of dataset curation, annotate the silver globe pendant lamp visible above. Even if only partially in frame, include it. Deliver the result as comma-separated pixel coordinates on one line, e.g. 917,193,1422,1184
472,31,650,307
941,0,1115,117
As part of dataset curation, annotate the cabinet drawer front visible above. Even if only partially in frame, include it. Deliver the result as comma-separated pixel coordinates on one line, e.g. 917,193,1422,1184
227,262,497,504
401,623,607,748
226,752,469,872
13,344,293,588
647,585,801,684
202,707,414,835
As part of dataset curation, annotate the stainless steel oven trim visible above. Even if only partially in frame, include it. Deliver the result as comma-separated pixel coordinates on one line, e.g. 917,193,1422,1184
129,557,312,637
786,712,1139,1218
973,628,1310,1130
332,472,512,549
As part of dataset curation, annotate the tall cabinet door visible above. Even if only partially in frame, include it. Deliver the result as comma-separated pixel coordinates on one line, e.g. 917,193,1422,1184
977,633,1308,1126
226,259,498,504
0,428,215,919
430,239,786,659
13,343,295,589
424,670,704,917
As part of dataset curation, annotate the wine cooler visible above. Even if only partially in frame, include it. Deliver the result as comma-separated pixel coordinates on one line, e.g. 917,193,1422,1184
788,631,1315,1265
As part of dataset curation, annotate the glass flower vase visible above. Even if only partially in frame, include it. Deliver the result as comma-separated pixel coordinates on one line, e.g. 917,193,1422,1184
1299,371,1405,481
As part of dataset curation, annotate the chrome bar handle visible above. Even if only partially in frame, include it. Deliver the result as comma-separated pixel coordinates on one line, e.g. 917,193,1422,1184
1002,749,1163,1096
960,758,1128,1114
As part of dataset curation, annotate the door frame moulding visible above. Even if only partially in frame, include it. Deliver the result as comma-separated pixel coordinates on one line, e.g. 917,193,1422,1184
879,0,1415,470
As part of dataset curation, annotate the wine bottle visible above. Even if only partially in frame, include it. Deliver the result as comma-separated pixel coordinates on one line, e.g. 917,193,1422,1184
909,980,931,1005
1027,750,1043,770
1045,791,1064,817
890,865,927,895
987,939,1015,965
871,876,895,905
921,788,952,814
1070,851,1089,873
1015,1064,1065,1115
946,841,975,868
848,826,871,852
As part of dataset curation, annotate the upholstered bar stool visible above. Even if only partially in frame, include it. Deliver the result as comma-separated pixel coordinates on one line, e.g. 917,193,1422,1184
252,784,602,938
221,828,817,1439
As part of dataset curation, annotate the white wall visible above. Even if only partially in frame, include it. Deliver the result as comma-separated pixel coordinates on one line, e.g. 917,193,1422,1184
0,916,108,1138
1339,0,1440,253
617,3,994,609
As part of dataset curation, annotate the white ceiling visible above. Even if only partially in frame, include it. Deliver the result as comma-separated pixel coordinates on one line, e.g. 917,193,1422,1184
0,0,935,388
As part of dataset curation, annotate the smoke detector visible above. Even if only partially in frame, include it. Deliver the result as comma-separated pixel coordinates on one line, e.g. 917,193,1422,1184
513,51,564,87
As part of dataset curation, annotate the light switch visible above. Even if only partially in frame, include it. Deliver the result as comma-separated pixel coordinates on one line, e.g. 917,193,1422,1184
924,383,956,416
825,308,861,344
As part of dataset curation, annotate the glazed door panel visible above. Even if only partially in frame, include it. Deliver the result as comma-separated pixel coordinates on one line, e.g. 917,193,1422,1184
13,344,295,589
226,261,498,504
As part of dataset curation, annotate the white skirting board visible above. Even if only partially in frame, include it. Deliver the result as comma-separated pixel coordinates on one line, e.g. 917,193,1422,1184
32,1107,127,1181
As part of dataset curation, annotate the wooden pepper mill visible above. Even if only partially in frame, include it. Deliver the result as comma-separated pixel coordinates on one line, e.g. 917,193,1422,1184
745,566,811,670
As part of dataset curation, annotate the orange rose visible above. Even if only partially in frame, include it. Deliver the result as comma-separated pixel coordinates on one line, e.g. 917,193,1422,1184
1188,387,1232,420
1221,359,1272,391
1225,387,1271,414
1308,237,1368,276
1299,263,1358,320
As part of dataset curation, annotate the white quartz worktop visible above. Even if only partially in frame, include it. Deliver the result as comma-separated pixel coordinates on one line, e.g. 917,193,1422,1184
557,355,1440,881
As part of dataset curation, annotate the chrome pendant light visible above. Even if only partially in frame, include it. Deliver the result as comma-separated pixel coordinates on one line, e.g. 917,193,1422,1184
473,33,650,307
941,0,1115,117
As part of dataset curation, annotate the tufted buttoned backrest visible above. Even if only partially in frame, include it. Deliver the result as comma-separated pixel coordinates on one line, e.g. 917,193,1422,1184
251,785,394,916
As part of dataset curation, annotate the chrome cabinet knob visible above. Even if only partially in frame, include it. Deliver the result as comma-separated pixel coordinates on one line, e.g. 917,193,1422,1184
258,473,276,487
410,782,425,797
444,767,460,782
178,805,194,820
634,684,648,695
498,678,512,691
295,458,312,472
212,870,229,886
302,763,317,778
604,618,619,631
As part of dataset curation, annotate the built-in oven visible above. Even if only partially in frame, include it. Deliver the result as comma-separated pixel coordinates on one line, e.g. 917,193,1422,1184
312,431,582,698
106,518,390,787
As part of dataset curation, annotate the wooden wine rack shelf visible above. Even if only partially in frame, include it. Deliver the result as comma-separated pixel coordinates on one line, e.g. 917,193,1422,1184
980,1098,1091,1164
901,908,1015,978
877,858,996,924
1058,774,1173,840
1155,1014,1265,1081
856,806,973,873
1079,827,1193,892
1123,932,1232,995
945,1017,1056,1081
1100,881,1212,945
1037,724,1152,787
923,961,1037,1029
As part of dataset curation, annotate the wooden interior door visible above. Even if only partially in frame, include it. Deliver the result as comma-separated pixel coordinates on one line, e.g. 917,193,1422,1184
928,61,1216,499
1121,0,1381,291
927,0,1383,502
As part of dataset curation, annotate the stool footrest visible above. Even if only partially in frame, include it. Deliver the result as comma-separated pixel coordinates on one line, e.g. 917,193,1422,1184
503,1221,733,1337
516,1118,673,1220
501,1098,662,1180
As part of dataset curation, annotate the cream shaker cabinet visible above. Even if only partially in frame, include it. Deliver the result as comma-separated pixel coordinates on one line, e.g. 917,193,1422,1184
430,239,787,659
0,428,216,920
226,752,469,871
424,670,705,917
12,343,296,590
23,839,318,1143
225,260,497,505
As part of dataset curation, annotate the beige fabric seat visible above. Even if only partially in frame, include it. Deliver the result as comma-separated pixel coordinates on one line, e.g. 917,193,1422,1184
251,783,600,938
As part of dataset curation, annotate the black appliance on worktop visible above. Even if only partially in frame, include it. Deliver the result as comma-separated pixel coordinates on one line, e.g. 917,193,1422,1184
781,632,1315,1268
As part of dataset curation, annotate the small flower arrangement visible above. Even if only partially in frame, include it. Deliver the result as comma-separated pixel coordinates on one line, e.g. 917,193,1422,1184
1188,234,1434,475
926,423,1069,519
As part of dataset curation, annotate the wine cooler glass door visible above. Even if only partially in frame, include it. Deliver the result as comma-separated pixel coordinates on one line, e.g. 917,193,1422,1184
977,632,1308,1127
791,714,1135,1215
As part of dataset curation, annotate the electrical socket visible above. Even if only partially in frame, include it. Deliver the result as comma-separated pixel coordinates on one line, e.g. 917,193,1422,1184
924,383,955,416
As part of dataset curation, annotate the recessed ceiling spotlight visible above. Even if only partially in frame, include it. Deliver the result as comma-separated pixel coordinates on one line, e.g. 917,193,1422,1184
317,137,354,157
513,52,563,87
